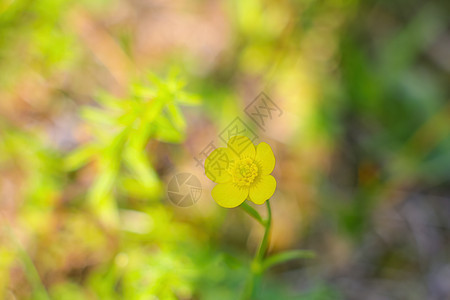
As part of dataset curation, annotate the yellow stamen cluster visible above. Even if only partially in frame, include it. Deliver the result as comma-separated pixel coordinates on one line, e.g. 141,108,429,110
228,157,259,187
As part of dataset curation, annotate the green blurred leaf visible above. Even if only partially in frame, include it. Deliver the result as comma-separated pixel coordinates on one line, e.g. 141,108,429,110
262,250,316,271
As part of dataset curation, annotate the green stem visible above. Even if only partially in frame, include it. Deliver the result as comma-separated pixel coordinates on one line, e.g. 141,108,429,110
242,200,272,300
255,200,271,264
1,215,51,300
240,200,315,299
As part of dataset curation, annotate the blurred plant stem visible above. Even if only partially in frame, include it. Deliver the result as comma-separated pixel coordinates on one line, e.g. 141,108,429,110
2,216,50,300
241,201,315,299
242,200,272,300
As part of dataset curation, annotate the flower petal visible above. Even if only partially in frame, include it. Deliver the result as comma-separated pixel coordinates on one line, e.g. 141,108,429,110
204,147,235,183
227,136,255,159
248,175,276,205
211,183,248,208
255,142,275,175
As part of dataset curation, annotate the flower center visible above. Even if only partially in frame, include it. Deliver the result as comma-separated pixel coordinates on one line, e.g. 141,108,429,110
228,157,259,187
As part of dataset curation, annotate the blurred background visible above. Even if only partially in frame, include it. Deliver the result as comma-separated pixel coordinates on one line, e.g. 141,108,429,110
0,0,449,299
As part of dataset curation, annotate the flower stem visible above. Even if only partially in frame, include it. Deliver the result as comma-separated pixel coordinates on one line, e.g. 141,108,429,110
242,200,272,299
255,200,271,263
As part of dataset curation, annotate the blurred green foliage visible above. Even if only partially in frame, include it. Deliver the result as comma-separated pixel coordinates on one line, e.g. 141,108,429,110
0,0,449,299
66,71,199,226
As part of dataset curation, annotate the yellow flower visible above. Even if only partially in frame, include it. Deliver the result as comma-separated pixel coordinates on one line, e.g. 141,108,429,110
205,136,276,208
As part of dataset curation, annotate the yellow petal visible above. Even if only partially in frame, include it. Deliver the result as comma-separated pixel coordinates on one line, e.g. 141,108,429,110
204,147,235,183
255,142,275,175
211,182,248,208
248,175,276,205
227,136,255,158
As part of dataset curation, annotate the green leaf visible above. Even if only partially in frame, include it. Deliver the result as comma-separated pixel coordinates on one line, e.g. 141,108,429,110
176,92,201,106
64,144,97,171
81,107,116,126
166,102,186,130
262,250,316,271
153,116,185,143
123,148,159,190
